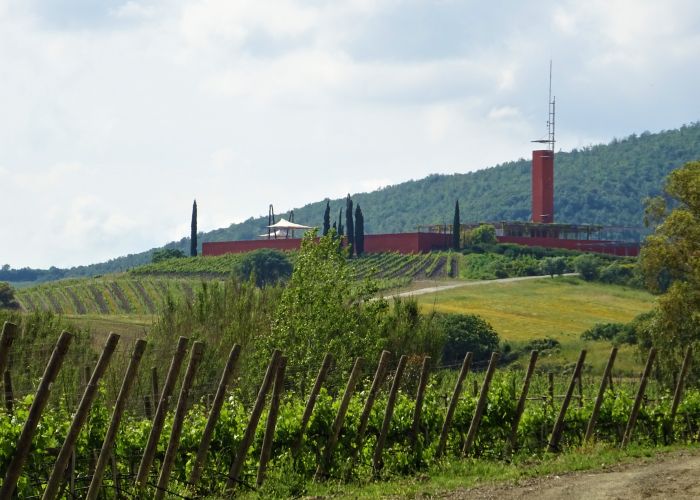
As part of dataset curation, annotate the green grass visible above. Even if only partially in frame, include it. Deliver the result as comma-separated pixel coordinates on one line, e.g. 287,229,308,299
415,276,656,373
296,443,699,499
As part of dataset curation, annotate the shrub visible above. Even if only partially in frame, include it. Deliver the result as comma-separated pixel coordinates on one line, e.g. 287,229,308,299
541,257,567,277
152,248,186,263
0,282,19,309
437,313,500,365
573,254,601,281
232,248,293,287
522,337,561,352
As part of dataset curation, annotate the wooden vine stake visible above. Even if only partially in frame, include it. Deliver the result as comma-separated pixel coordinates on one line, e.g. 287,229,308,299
585,346,617,442
155,341,205,500
436,352,473,458
373,355,408,473
135,336,190,494
226,349,281,491
547,349,586,453
0,321,18,379
621,348,656,448
506,350,538,455
43,333,121,500
151,366,159,414
87,339,147,500
347,350,391,473
668,347,692,439
291,353,333,458
411,356,431,444
4,369,13,414
315,357,364,481
0,331,73,500
463,352,500,456
189,344,242,488
257,356,287,487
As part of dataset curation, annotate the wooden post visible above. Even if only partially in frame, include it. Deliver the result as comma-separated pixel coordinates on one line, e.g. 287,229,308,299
436,352,473,458
547,349,586,453
86,339,147,500
473,379,478,397
585,347,617,442
135,336,190,493
373,355,408,472
411,356,431,444
548,372,555,407
155,341,205,500
314,357,364,481
578,375,584,407
226,349,281,491
4,369,13,414
291,353,333,458
43,333,121,500
0,321,18,379
110,452,120,497
151,366,159,414
257,356,287,487
189,344,242,487
0,331,73,500
669,347,692,432
463,352,500,456
621,348,656,448
347,350,391,471
506,350,538,454
608,372,615,392
143,394,153,420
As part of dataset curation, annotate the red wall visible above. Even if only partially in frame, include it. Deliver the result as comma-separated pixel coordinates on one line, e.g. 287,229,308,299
497,236,639,256
532,150,554,223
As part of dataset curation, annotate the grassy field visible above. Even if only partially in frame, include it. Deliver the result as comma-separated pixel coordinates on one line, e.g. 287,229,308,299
414,276,656,373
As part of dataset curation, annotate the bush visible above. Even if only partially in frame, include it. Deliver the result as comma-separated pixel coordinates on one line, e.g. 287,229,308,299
0,282,19,309
523,337,561,352
231,248,293,287
437,313,500,365
573,254,601,281
541,257,567,277
152,248,186,263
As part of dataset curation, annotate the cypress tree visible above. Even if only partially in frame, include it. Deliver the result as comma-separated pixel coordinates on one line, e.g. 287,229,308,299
452,199,460,250
191,199,198,256
338,208,344,236
354,204,365,256
322,201,331,235
345,194,355,254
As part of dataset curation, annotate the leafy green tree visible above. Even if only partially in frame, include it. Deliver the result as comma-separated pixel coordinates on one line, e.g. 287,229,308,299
322,200,331,236
573,254,601,281
354,204,365,256
152,248,186,263
453,200,461,250
0,282,20,309
190,199,198,257
638,160,700,382
542,256,567,277
345,194,355,253
438,313,499,365
264,230,381,389
469,224,497,245
232,249,293,287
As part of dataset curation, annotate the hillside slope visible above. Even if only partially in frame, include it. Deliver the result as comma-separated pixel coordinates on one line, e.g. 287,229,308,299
4,122,699,282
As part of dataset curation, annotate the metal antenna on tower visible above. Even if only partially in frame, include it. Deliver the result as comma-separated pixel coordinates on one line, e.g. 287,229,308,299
532,60,555,152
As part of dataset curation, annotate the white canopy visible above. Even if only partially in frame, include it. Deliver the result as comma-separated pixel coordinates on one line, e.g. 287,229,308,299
267,218,313,230
258,230,288,238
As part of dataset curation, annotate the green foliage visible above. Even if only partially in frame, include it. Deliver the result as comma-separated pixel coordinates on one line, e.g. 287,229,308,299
437,313,500,365
0,281,19,309
453,200,460,250
599,261,642,287
638,161,700,383
541,257,567,277
468,224,497,245
573,254,602,281
354,204,365,256
323,200,331,236
346,195,355,253
151,248,186,263
191,199,198,257
231,248,293,287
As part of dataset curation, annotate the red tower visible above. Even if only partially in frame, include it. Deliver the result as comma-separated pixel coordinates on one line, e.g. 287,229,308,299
532,149,554,223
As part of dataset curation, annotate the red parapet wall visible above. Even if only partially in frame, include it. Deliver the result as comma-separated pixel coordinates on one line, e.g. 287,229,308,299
532,150,554,223
498,236,639,256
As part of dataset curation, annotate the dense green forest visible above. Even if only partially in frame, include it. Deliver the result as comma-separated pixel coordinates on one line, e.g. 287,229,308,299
4,122,700,284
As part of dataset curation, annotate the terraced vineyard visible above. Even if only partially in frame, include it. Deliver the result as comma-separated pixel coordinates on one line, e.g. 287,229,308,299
15,276,201,315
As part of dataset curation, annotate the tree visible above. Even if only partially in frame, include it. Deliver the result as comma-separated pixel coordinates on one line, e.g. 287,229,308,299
322,200,331,236
0,282,20,310
438,313,499,365
542,256,567,277
354,204,365,256
152,248,186,263
573,254,600,281
337,208,344,236
232,249,293,287
453,200,461,250
638,161,700,382
190,199,198,257
469,224,497,245
345,194,355,254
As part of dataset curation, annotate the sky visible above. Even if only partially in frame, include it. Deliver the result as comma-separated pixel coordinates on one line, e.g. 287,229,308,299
1,0,699,269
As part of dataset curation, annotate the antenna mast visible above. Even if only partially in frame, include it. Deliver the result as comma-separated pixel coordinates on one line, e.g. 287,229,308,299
531,60,556,151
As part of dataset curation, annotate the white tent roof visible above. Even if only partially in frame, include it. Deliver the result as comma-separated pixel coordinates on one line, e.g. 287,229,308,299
267,218,313,230
258,230,288,238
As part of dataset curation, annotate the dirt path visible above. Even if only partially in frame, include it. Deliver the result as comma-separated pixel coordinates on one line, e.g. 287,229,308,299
448,450,700,499
385,273,578,299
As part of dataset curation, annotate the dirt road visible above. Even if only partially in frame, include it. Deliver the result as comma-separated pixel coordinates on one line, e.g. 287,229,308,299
449,450,700,499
